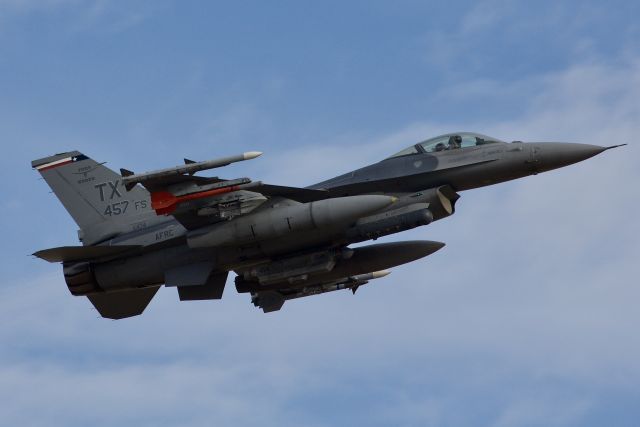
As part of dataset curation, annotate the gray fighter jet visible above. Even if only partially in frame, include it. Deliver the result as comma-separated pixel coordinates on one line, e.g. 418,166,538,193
32,132,623,318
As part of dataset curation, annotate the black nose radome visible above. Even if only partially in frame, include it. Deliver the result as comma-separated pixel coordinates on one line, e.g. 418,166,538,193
532,142,611,172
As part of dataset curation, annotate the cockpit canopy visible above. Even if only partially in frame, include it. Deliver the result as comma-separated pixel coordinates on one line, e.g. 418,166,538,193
387,132,505,159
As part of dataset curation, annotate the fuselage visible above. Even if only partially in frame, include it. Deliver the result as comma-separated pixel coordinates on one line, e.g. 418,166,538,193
34,132,619,317
108,134,609,258
312,134,609,195
80,133,612,293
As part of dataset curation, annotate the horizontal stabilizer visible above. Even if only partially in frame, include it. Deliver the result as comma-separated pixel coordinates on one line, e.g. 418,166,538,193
33,245,141,263
87,286,160,319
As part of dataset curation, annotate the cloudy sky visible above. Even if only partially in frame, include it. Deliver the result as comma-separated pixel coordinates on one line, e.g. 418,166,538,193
1,1,639,426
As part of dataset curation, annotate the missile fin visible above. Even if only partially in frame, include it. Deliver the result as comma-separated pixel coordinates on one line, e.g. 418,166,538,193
120,168,137,191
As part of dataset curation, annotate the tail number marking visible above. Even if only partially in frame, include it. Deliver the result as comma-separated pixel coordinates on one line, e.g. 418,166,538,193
104,201,129,216
95,180,123,201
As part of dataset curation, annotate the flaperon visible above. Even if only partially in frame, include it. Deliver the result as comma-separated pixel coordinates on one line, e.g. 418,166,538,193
32,132,624,318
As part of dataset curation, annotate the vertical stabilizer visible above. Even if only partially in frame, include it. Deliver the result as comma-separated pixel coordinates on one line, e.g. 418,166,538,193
32,151,154,244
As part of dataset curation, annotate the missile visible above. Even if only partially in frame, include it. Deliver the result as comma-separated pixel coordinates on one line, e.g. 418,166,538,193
352,270,391,281
348,270,391,294
284,270,392,300
350,270,391,284
121,151,263,190
250,270,392,312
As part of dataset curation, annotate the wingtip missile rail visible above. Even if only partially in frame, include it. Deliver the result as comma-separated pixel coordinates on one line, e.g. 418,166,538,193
121,151,263,190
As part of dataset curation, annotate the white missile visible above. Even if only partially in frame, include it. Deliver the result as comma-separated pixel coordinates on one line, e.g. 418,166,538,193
351,270,391,282
348,270,391,294
121,151,263,189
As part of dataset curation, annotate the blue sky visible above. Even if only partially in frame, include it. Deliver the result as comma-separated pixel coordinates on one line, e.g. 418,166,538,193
1,1,639,426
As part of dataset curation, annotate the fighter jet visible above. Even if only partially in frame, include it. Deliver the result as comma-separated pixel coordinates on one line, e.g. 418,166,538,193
31,132,623,318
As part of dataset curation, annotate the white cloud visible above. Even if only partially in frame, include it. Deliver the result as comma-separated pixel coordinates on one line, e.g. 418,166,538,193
491,397,591,427
0,0,91,16
420,2,632,75
0,0,159,35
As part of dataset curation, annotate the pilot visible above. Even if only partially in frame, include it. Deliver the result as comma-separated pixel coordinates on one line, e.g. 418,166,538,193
448,135,462,149
435,142,446,152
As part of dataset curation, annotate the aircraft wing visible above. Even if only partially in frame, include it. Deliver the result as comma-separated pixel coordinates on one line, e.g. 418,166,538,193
246,183,330,203
120,153,330,229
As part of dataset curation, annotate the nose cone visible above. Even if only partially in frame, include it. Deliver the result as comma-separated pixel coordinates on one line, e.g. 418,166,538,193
532,142,608,173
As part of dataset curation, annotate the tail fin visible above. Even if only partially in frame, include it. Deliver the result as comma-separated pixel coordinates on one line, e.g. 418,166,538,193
32,151,153,245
